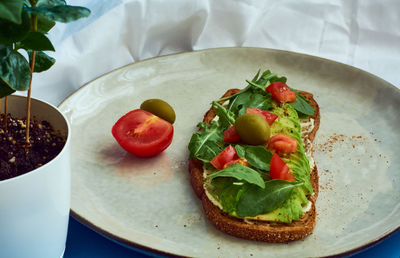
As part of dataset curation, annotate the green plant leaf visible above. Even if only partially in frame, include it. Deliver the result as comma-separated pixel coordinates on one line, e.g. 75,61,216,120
19,32,55,51
216,69,285,104
0,0,24,24
248,92,272,110
37,15,55,33
215,69,262,103
234,145,272,171
269,75,287,84
227,90,252,114
227,90,273,116
28,50,55,72
289,89,315,116
188,121,224,163
36,0,66,8
26,0,59,33
211,101,235,129
0,46,31,91
211,178,248,214
255,70,273,86
207,164,265,189
0,9,30,44
241,92,272,116
226,71,276,116
27,5,90,23
0,79,16,98
236,180,303,217
248,70,286,89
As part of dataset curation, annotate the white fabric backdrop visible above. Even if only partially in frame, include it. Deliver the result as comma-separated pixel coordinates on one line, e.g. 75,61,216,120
24,0,400,105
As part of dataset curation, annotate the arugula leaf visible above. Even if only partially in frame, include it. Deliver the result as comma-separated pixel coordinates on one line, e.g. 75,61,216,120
260,70,277,83
240,92,272,115
234,145,272,171
228,90,272,116
289,89,315,116
0,46,31,91
19,32,55,51
28,50,55,72
251,69,261,82
254,69,286,87
255,69,272,85
236,180,303,217
207,164,265,189
215,69,264,103
224,69,281,115
227,90,252,115
249,93,272,110
269,75,287,84
211,101,235,129
0,0,24,24
246,80,265,91
26,5,90,23
188,121,224,163
0,79,16,98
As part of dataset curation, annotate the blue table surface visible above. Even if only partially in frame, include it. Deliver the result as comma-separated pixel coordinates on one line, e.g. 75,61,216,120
64,216,400,258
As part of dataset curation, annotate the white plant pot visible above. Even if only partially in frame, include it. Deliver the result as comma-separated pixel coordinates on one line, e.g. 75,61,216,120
0,95,71,258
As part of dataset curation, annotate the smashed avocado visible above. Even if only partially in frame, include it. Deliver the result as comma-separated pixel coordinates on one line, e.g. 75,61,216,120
188,69,315,224
204,103,312,223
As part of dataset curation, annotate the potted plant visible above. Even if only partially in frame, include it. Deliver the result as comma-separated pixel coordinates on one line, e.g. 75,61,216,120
0,1,90,257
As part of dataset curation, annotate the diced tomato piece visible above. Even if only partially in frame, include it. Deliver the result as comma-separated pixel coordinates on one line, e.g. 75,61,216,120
246,108,278,125
111,109,173,157
270,153,296,182
266,82,296,103
223,125,241,143
223,157,249,169
267,134,298,154
210,145,239,170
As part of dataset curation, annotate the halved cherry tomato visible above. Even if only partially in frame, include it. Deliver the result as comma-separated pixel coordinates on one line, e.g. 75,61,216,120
112,109,173,157
223,125,240,143
223,157,249,169
210,145,239,170
266,82,296,103
246,108,278,125
270,153,296,181
268,134,298,154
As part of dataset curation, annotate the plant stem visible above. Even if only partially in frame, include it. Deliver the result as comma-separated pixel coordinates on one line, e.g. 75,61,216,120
26,1,37,146
26,52,35,144
4,96,7,131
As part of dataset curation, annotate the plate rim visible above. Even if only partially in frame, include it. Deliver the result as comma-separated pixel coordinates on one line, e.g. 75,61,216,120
58,46,400,108
70,209,400,258
60,46,400,257
70,210,180,257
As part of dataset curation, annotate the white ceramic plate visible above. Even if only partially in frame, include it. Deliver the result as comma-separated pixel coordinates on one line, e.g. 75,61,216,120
59,47,400,257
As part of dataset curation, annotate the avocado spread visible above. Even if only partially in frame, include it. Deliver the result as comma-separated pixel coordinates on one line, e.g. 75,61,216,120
204,103,313,223
188,69,316,224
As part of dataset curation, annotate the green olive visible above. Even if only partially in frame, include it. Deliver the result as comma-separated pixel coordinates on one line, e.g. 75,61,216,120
234,113,270,145
140,99,176,124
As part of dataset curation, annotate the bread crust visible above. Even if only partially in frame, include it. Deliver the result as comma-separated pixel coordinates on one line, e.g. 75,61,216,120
189,88,320,242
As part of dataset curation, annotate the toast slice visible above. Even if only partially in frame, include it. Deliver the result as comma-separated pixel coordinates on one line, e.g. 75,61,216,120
189,88,320,242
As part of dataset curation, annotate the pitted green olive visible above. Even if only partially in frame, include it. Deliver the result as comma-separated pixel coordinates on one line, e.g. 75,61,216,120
140,99,176,124
234,113,270,145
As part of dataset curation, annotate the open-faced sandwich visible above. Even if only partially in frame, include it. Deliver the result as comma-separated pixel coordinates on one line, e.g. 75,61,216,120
188,69,320,242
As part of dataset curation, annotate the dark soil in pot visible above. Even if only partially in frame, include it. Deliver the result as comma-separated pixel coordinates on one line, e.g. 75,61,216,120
0,114,66,181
